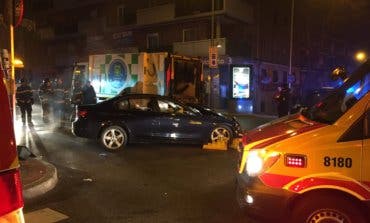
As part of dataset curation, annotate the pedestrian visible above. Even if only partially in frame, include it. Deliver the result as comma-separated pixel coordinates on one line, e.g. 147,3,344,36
38,78,54,123
82,80,97,104
70,80,83,121
53,77,69,127
16,78,34,126
273,84,291,117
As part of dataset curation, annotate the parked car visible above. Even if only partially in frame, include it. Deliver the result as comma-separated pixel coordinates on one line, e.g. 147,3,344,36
0,67,25,222
72,94,242,151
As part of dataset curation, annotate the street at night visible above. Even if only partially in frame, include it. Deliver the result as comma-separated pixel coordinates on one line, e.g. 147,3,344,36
20,107,264,223
1,0,370,223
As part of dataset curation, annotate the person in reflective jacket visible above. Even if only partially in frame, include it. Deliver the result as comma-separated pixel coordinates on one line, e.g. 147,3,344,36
39,78,54,123
82,80,97,104
273,84,291,117
16,78,34,126
53,77,69,127
70,80,83,121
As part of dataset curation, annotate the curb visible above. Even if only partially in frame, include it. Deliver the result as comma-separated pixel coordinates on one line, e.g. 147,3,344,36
22,160,58,200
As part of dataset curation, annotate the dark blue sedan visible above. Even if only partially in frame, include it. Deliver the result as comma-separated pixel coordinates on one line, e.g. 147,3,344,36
72,94,242,151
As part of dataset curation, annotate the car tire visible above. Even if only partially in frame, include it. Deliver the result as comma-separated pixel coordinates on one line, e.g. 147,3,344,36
290,192,366,223
100,126,127,152
210,126,232,146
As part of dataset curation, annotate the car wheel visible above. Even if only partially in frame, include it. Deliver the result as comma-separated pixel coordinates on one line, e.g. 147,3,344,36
290,193,366,223
100,126,127,152
210,126,231,144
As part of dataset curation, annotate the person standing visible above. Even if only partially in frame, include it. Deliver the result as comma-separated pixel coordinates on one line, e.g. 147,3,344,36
16,78,34,126
70,80,83,121
273,84,291,117
53,77,69,127
82,80,97,104
39,78,54,123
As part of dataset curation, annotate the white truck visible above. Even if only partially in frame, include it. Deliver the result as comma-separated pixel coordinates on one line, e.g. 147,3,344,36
72,52,203,103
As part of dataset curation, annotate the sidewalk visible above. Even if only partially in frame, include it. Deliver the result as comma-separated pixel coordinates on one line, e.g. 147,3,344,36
15,104,59,199
20,158,58,199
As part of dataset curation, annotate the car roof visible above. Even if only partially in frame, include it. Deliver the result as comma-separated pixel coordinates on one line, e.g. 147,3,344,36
119,93,172,100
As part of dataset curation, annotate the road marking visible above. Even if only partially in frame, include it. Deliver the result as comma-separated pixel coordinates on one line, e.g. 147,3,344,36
24,208,69,223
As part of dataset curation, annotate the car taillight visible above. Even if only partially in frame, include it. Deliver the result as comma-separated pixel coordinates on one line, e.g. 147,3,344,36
285,154,307,168
78,110,88,118
0,169,24,217
245,149,281,176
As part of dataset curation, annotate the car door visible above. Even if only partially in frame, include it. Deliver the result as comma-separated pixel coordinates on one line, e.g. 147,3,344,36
115,96,160,140
156,99,210,141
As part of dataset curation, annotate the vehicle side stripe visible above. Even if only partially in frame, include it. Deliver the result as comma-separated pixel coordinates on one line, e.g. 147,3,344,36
287,177,370,200
259,173,298,188
362,181,370,190
259,173,370,200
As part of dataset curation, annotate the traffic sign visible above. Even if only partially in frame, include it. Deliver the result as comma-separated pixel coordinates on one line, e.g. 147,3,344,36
209,46,218,68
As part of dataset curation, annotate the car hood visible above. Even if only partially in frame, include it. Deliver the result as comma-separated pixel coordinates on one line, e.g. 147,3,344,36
242,113,327,149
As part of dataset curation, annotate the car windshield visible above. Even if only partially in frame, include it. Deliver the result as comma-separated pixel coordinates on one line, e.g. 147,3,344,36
302,63,370,124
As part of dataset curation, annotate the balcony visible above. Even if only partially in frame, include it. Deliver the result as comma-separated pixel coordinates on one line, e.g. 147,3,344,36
173,38,226,57
136,0,253,26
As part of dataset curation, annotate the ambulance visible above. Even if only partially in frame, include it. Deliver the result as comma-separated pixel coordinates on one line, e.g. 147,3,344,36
236,60,370,223
0,68,25,221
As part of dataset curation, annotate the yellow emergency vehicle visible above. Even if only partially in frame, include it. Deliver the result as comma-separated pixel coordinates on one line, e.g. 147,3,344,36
236,60,370,223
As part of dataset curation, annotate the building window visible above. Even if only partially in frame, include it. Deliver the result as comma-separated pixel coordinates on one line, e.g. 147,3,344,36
283,71,288,83
260,68,271,84
147,33,159,50
183,28,197,42
117,5,125,26
272,70,279,83
148,0,172,7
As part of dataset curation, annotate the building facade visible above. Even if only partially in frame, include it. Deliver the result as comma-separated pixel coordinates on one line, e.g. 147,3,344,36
7,0,367,115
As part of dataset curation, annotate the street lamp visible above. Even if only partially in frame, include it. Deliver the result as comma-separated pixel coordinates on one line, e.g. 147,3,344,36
355,51,367,63
13,58,24,68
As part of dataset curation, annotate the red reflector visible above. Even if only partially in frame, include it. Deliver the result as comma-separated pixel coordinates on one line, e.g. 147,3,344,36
315,102,323,108
78,110,88,118
0,169,24,216
241,135,250,146
285,154,306,168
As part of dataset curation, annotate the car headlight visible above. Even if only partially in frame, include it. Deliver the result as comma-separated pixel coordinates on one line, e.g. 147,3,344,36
245,149,280,177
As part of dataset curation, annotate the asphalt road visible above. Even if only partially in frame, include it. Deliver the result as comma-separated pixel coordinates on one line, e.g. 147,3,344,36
20,106,272,223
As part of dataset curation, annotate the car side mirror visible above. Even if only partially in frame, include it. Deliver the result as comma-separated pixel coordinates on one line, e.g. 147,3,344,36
17,145,36,160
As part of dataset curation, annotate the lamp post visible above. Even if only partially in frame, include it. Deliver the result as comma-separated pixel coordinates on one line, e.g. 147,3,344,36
209,0,215,108
288,0,295,88
355,51,367,63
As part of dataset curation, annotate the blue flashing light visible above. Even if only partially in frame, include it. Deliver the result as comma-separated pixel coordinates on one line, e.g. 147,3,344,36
236,99,253,113
345,76,370,100
346,81,360,94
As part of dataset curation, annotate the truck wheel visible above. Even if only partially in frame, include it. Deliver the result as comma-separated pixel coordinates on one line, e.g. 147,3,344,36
100,126,127,152
290,193,366,223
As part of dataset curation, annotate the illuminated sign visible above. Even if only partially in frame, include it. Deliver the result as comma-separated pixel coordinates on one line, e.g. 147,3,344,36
108,59,127,89
232,66,251,98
